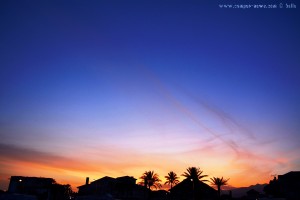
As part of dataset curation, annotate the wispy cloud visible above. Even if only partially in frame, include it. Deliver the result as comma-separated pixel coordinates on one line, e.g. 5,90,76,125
141,65,291,182
0,143,101,172
141,65,246,154
190,96,256,140
0,142,158,175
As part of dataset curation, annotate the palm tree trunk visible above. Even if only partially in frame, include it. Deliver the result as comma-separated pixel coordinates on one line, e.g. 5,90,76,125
170,184,173,200
148,185,151,200
218,185,221,198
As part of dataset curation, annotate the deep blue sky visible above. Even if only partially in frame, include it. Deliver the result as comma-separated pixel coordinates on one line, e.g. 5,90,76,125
0,0,299,189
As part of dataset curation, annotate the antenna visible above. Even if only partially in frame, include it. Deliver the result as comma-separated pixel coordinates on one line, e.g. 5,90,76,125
271,174,277,180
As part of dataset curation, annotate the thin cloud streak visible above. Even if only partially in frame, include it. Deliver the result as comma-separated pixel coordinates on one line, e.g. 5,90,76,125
0,143,101,172
142,65,245,154
0,143,152,174
141,65,287,175
190,96,256,139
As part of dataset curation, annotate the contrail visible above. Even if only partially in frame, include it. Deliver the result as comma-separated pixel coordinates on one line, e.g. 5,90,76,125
140,65,241,155
175,84,256,140
139,64,286,173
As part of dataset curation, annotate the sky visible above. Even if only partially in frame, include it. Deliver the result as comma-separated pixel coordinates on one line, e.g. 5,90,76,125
0,0,300,191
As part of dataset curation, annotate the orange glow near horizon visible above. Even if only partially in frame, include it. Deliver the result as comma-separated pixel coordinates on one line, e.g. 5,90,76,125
0,146,276,192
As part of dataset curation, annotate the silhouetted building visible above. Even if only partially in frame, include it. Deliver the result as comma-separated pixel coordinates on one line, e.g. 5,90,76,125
246,189,259,200
264,171,300,200
7,176,72,200
114,176,146,199
150,190,168,200
8,176,54,195
77,176,148,200
170,178,217,200
264,177,281,198
278,171,300,200
0,193,38,200
8,176,55,200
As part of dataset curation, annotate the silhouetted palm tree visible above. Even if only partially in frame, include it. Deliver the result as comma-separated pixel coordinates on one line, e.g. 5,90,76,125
181,167,208,182
165,171,179,190
210,177,229,198
139,170,162,190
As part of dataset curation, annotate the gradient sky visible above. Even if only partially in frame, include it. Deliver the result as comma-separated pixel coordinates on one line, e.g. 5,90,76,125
1,0,300,191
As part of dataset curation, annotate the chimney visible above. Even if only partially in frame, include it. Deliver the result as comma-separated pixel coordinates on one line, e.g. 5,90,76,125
86,177,89,185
